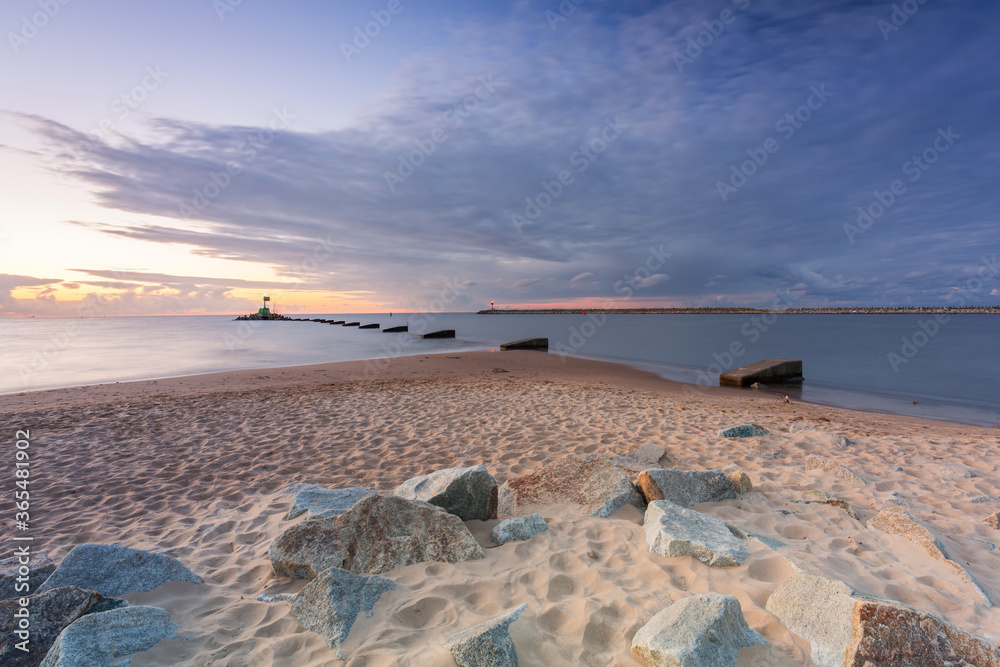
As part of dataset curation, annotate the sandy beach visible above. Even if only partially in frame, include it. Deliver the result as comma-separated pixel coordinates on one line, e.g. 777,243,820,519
3,350,999,665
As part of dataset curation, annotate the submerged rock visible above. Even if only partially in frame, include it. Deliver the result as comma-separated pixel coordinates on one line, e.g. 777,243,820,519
497,454,645,518
867,507,992,606
491,514,548,546
286,485,378,519
291,567,397,659
717,424,769,439
984,512,1000,529
0,586,127,666
394,464,498,520
636,469,736,507
40,605,179,667
443,603,527,667
270,494,484,579
37,544,202,597
766,571,1000,667
631,593,767,667
0,551,55,599
643,501,749,567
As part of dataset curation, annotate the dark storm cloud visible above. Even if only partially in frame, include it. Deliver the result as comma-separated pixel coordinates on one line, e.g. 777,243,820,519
21,0,1000,307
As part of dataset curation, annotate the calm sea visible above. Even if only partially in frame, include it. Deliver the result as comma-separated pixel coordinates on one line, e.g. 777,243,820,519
3,313,998,427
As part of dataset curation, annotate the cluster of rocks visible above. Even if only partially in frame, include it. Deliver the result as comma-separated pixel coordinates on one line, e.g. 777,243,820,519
266,451,761,663
265,423,999,666
268,464,522,661
0,544,201,666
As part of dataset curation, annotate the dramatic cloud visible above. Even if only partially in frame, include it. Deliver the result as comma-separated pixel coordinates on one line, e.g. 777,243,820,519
16,0,1000,310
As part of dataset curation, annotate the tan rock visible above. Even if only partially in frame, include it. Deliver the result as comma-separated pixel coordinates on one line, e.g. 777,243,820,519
868,507,992,606
728,471,753,494
766,571,1000,667
847,598,1000,666
804,455,865,484
497,454,645,518
984,512,1000,529
269,495,484,579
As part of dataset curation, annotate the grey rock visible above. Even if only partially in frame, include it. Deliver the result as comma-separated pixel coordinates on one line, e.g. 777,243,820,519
286,485,378,519
611,444,668,472
0,586,127,666
40,605,178,667
394,464,498,520
883,491,910,507
717,424,769,438
38,545,202,597
270,494,484,579
766,571,1000,667
279,482,317,494
256,592,297,603
291,567,397,659
497,454,645,518
742,530,787,551
0,551,55,599
636,469,736,507
491,514,548,545
971,495,997,504
644,501,749,567
765,572,859,667
631,593,767,667
766,572,858,667
443,603,527,667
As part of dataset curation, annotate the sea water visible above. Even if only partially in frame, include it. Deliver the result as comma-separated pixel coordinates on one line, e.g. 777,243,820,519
2,313,997,427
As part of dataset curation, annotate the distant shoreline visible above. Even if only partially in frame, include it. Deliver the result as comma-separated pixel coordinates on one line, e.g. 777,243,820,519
476,306,1000,314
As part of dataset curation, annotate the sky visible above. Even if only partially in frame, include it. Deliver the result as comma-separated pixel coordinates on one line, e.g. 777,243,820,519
1,0,999,316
